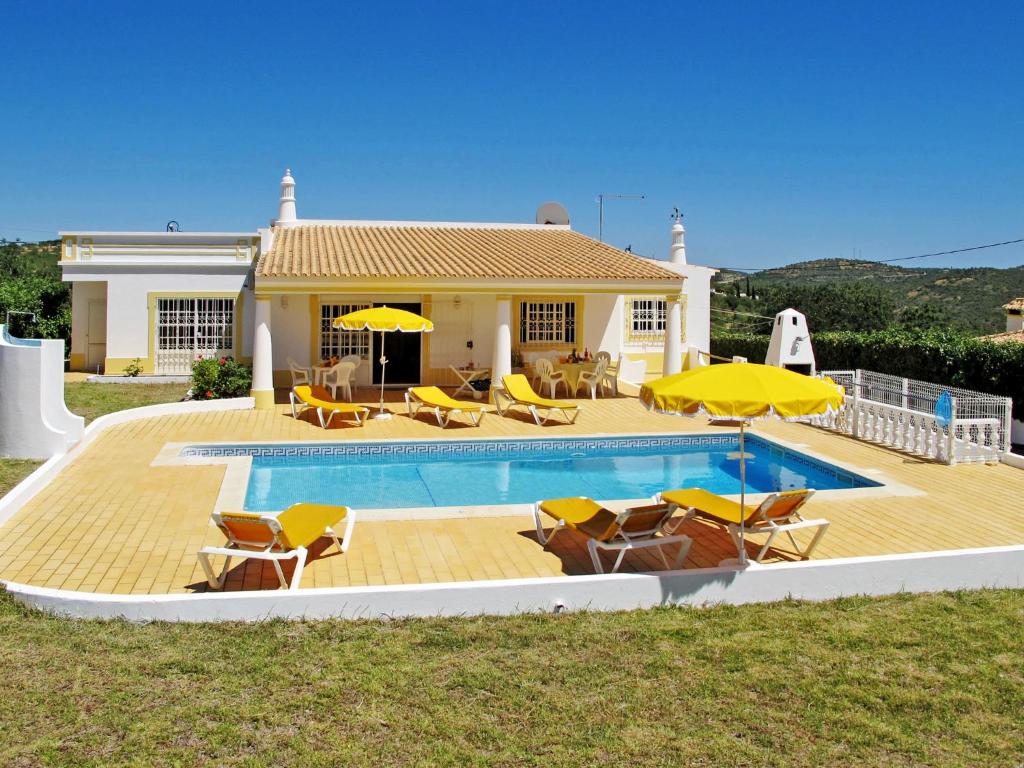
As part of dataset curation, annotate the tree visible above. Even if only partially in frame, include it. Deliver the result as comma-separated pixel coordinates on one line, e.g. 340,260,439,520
898,303,948,331
756,282,897,332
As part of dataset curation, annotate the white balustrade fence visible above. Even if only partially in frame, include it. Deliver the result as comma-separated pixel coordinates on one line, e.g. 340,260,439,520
815,370,1012,465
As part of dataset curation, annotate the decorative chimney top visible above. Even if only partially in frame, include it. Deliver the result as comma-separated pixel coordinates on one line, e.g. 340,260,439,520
669,208,686,265
277,168,297,226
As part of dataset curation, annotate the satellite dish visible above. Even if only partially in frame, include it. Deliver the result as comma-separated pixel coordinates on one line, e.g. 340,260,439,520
535,202,570,226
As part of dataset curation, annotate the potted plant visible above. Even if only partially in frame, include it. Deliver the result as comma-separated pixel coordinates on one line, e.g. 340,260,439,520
510,347,525,374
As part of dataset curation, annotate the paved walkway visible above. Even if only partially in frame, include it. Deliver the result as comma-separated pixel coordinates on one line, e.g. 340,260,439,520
1,389,1022,593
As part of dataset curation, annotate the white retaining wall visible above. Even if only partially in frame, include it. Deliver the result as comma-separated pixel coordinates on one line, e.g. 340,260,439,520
5,545,1022,622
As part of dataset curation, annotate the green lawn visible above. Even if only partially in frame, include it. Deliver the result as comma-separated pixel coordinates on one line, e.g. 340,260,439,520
0,589,1021,766
0,382,188,499
63,381,188,424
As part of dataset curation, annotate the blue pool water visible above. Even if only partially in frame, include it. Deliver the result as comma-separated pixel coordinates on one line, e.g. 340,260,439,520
182,434,880,511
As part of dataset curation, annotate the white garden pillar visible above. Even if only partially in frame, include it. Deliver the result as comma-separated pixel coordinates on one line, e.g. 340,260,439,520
491,296,512,398
663,293,683,376
251,295,274,410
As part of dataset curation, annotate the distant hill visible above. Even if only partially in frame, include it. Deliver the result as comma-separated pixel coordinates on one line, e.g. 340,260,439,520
713,258,1024,334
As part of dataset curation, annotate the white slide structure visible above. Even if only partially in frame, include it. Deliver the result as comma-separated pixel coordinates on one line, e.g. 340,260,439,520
0,325,84,458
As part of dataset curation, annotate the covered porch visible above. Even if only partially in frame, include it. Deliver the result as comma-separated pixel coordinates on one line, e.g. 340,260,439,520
250,289,691,407
249,220,696,408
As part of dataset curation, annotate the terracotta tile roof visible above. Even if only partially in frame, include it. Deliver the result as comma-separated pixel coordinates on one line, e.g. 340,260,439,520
258,224,682,282
981,330,1024,344
1003,297,1024,312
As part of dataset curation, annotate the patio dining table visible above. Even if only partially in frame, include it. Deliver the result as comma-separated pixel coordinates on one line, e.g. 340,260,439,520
553,361,598,393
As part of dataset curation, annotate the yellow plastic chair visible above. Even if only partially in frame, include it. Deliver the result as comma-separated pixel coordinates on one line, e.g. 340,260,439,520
290,385,370,428
197,503,355,590
658,487,828,562
405,386,485,427
533,497,691,573
495,374,581,426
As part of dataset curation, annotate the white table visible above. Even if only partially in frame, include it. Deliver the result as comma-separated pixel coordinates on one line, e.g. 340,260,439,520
451,366,490,400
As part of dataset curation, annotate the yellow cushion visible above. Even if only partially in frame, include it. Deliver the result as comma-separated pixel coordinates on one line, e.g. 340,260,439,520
502,374,577,409
275,503,348,550
410,386,482,412
661,488,752,526
539,497,619,541
293,385,368,414
662,488,812,527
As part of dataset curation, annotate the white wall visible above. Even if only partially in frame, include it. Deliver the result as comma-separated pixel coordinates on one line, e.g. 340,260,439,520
681,264,714,354
583,294,621,355
67,270,249,362
270,295,313,370
428,295,495,370
0,328,84,458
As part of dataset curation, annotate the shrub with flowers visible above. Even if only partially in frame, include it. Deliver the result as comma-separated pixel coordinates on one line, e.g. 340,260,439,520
189,356,253,400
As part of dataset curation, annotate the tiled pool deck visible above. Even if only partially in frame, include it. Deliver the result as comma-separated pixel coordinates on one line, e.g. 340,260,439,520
1,389,1023,594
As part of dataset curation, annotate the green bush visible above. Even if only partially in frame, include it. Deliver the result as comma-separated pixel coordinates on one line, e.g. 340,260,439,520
711,329,1024,419
190,356,253,400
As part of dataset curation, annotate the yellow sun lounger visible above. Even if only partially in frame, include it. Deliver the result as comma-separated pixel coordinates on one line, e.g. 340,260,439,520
290,385,370,428
496,374,581,426
404,386,485,427
658,487,828,562
198,503,355,590
533,496,691,573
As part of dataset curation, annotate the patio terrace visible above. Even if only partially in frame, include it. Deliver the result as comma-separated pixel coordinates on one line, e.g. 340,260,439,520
1,388,1023,595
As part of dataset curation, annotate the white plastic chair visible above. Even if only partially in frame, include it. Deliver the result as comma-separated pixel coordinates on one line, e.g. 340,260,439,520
339,354,362,393
322,361,356,401
595,352,617,396
530,355,551,389
575,359,609,399
287,357,311,387
535,357,569,399
617,356,648,386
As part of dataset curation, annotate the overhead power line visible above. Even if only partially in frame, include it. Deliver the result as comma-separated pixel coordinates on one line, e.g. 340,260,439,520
712,307,774,321
717,236,1024,274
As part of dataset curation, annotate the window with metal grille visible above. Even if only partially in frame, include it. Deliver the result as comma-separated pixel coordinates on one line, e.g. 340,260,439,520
319,303,371,362
519,301,576,345
630,298,667,336
155,297,234,373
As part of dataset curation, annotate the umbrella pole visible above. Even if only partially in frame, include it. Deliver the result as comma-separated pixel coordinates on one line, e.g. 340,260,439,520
375,330,391,420
738,421,748,566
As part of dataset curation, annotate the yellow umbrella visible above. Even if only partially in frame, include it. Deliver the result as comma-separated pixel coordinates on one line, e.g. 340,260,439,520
334,306,433,420
640,363,843,564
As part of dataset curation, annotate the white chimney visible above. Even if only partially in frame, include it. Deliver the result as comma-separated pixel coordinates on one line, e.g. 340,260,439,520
277,168,297,226
766,308,816,375
669,210,686,265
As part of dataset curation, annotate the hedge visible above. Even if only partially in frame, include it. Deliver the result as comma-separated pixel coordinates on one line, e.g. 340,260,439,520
710,329,1024,419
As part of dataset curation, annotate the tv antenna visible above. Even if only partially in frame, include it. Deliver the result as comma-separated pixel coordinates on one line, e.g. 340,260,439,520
596,193,644,242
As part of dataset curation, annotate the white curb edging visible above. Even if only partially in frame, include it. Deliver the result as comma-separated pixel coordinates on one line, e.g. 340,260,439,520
4,545,1022,623
0,397,254,528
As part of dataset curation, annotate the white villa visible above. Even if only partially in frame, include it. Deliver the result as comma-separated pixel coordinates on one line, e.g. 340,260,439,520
61,170,715,408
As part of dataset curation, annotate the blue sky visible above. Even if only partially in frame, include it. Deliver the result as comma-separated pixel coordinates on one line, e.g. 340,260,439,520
1,1,1022,269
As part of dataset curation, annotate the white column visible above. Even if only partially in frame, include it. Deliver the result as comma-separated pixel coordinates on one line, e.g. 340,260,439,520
491,296,512,397
251,296,274,409
663,294,683,376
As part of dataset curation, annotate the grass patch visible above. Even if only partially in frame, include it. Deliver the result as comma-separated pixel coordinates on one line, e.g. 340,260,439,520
0,459,41,498
0,382,187,500
63,382,189,424
0,589,1021,766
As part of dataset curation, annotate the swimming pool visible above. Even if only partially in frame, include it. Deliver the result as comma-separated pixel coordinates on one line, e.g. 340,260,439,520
181,434,880,511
